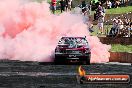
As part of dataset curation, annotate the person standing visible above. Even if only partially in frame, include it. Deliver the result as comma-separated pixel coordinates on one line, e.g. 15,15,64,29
51,0,57,14
65,0,68,11
68,0,72,11
65,0,72,11
97,11,105,34
81,0,87,15
106,0,112,9
60,0,66,13
94,2,105,21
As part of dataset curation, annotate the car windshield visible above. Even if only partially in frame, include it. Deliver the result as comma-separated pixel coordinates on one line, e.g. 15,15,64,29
58,37,88,45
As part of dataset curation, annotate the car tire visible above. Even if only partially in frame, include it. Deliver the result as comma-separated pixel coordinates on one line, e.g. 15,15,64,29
81,56,90,65
86,58,90,65
55,56,65,64
85,55,91,65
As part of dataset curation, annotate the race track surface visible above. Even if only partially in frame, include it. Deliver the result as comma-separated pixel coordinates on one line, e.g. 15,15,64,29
0,60,132,88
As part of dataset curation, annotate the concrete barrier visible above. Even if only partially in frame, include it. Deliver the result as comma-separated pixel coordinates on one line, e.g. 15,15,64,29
109,52,132,63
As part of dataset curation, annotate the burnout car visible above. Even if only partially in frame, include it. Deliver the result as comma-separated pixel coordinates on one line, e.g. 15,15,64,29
55,37,91,64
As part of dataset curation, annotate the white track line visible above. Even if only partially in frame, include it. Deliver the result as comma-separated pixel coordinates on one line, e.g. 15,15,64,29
104,62,131,66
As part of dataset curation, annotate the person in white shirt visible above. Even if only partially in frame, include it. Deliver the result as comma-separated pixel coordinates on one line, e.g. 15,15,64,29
108,18,118,36
117,18,124,32
106,0,112,9
97,11,105,34
112,18,118,28
68,0,72,11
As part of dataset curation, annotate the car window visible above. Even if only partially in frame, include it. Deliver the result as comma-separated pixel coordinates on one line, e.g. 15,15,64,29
58,37,88,46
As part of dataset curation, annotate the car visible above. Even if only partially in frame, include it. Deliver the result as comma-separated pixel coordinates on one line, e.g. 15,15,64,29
54,36,91,64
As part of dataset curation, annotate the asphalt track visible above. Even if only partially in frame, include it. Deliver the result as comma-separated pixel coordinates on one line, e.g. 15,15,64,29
0,60,132,88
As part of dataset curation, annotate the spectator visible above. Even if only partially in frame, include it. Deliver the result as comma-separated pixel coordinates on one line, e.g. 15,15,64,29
111,0,116,8
112,18,118,28
128,19,132,28
96,2,104,13
60,0,66,13
65,0,72,11
68,0,72,11
97,11,105,34
108,18,118,37
124,0,129,6
81,0,87,15
115,0,120,8
117,17,124,34
51,0,57,14
108,17,131,37
106,0,112,9
94,2,105,20
65,0,68,11
120,0,125,6
120,0,129,7
123,17,130,27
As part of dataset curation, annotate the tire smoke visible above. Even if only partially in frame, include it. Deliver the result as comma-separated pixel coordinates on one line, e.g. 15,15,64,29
0,0,111,63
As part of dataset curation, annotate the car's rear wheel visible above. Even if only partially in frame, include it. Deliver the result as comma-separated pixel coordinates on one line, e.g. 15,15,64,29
86,58,90,65
83,55,90,65
54,55,66,64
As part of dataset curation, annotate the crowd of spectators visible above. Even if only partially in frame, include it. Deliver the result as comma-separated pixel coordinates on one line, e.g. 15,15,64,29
91,0,130,10
91,0,131,36
51,0,72,14
92,0,130,21
108,17,132,37
50,0,131,37
105,0,120,8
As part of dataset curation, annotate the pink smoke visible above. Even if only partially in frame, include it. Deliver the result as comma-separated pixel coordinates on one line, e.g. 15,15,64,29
0,0,111,63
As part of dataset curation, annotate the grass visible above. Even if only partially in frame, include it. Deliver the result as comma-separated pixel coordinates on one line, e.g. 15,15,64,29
105,6,132,14
90,25,112,36
55,6,132,15
86,6,132,15
110,44,132,52
55,10,62,15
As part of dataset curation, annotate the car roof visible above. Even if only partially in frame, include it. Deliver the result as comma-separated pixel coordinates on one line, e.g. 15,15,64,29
61,37,86,39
